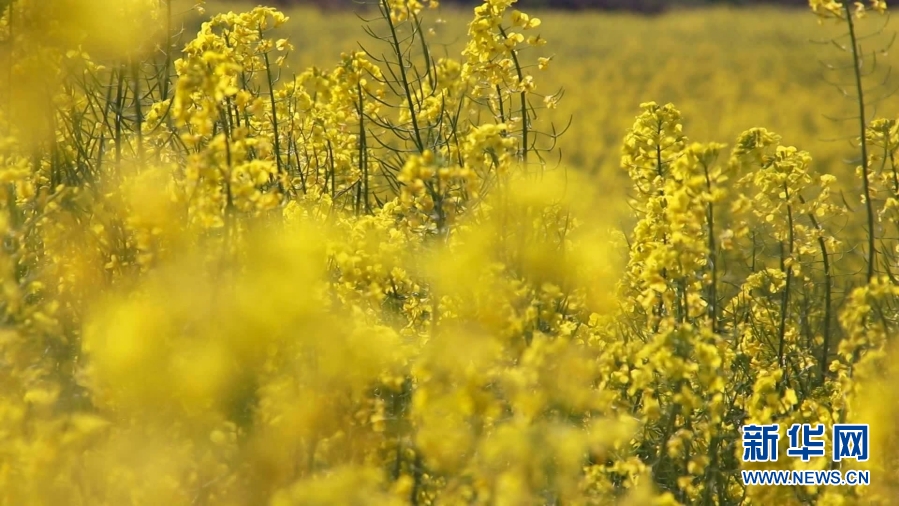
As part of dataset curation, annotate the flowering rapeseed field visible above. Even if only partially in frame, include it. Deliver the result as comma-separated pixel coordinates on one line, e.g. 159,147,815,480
205,1,899,181
1,0,899,504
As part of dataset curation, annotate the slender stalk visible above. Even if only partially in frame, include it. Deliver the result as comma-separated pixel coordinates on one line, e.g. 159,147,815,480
844,3,877,281
260,28,284,177
777,188,795,372
357,82,371,214
702,159,718,333
96,70,116,175
410,449,422,506
114,65,126,166
798,194,833,383
495,85,506,124
819,240,833,381
498,26,529,169
382,0,424,153
131,57,144,163
219,108,235,254
652,124,669,333
161,0,173,102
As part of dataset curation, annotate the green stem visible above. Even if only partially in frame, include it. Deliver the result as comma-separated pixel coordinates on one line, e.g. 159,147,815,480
382,0,424,153
260,27,284,178
844,3,877,281
702,159,718,333
131,57,144,163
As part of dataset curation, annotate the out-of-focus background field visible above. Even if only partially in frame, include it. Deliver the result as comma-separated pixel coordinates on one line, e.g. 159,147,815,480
187,1,899,180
